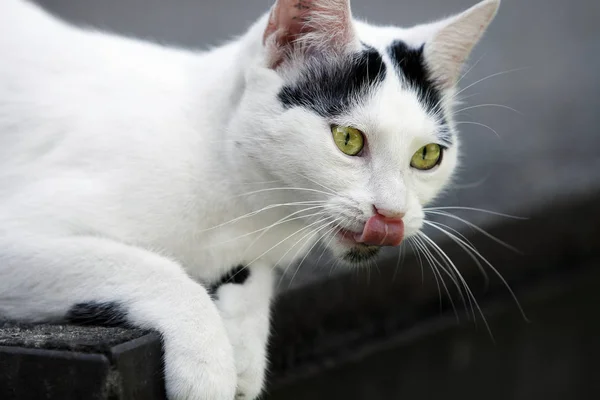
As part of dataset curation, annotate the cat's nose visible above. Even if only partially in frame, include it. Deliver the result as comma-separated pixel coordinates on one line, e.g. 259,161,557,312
373,206,405,220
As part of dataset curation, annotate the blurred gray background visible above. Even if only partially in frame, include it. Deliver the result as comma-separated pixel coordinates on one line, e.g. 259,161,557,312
33,0,600,284
34,0,600,210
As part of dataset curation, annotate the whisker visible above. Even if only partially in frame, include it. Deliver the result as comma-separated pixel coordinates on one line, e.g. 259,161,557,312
228,179,283,186
198,200,327,233
453,67,530,98
455,121,500,138
327,252,339,278
455,93,480,102
425,220,490,289
312,224,337,263
287,222,340,289
411,236,444,310
228,216,334,285
456,53,485,86
454,103,523,116
205,207,327,249
412,235,460,320
235,186,335,198
418,232,493,338
392,241,407,282
425,210,522,254
452,175,491,190
316,222,341,266
415,234,466,305
423,225,528,322
408,237,425,284
295,172,337,196
424,220,478,257
207,138,273,144
275,218,340,288
424,206,527,220
416,232,470,312
245,216,333,271
277,225,326,289
240,207,328,254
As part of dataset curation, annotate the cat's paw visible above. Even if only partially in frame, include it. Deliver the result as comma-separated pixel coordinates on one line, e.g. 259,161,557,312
215,276,272,400
234,359,266,400
163,333,237,400
229,324,267,399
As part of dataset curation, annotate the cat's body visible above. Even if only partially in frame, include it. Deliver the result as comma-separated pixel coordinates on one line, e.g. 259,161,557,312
0,0,500,399
0,3,299,283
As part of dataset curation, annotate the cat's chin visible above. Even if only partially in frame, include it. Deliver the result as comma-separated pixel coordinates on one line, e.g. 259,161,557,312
329,236,383,266
340,244,382,266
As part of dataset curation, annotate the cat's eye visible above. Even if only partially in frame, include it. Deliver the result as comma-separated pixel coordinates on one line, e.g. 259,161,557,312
410,143,443,170
331,126,364,156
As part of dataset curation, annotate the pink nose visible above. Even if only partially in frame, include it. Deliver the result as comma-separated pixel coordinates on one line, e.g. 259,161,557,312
354,209,405,247
374,206,406,219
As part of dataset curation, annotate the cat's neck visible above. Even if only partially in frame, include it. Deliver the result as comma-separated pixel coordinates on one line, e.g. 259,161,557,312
196,13,269,113
196,14,278,191
188,14,287,208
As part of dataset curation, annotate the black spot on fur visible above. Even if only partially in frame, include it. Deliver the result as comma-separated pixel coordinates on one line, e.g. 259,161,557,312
343,245,381,264
66,302,128,328
209,265,251,296
278,47,387,117
221,265,250,285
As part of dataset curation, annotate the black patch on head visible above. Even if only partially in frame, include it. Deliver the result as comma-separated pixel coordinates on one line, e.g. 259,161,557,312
278,47,387,117
388,41,443,115
66,301,128,328
343,245,381,264
208,265,250,296
388,41,452,145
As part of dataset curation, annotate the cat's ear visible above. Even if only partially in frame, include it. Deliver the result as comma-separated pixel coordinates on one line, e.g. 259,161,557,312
424,0,500,88
263,0,357,68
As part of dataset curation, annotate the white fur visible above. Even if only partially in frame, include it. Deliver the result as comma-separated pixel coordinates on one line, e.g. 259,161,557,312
215,263,273,399
0,0,499,399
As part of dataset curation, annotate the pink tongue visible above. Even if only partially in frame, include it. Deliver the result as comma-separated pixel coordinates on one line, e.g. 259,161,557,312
355,215,404,247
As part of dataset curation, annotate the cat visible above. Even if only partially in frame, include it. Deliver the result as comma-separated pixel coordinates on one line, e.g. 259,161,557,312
0,0,500,398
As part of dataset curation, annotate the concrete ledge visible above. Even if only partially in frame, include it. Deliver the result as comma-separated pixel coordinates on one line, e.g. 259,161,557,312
0,326,164,399
2,190,600,399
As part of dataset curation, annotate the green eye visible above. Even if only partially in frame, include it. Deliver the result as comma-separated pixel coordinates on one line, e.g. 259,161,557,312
410,143,443,170
332,126,364,156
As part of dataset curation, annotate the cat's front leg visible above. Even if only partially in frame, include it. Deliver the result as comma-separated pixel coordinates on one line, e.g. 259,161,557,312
214,263,275,400
0,236,237,400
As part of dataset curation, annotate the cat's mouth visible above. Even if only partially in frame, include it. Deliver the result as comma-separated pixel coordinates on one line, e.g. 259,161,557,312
337,228,363,243
334,216,404,265
337,229,382,262
336,215,404,247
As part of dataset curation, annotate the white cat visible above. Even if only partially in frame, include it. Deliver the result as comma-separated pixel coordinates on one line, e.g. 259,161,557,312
0,0,500,398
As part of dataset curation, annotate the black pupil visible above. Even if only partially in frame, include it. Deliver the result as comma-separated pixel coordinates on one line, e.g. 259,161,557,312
345,133,350,146
422,146,427,159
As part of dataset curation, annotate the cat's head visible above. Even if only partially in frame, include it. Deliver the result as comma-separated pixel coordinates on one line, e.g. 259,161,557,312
230,0,500,265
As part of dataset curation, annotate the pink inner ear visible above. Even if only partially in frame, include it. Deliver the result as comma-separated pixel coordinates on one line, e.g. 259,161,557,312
263,0,355,59
263,0,311,45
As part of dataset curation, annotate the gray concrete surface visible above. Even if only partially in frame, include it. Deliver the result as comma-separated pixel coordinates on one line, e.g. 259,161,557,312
0,320,144,351
32,0,600,283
